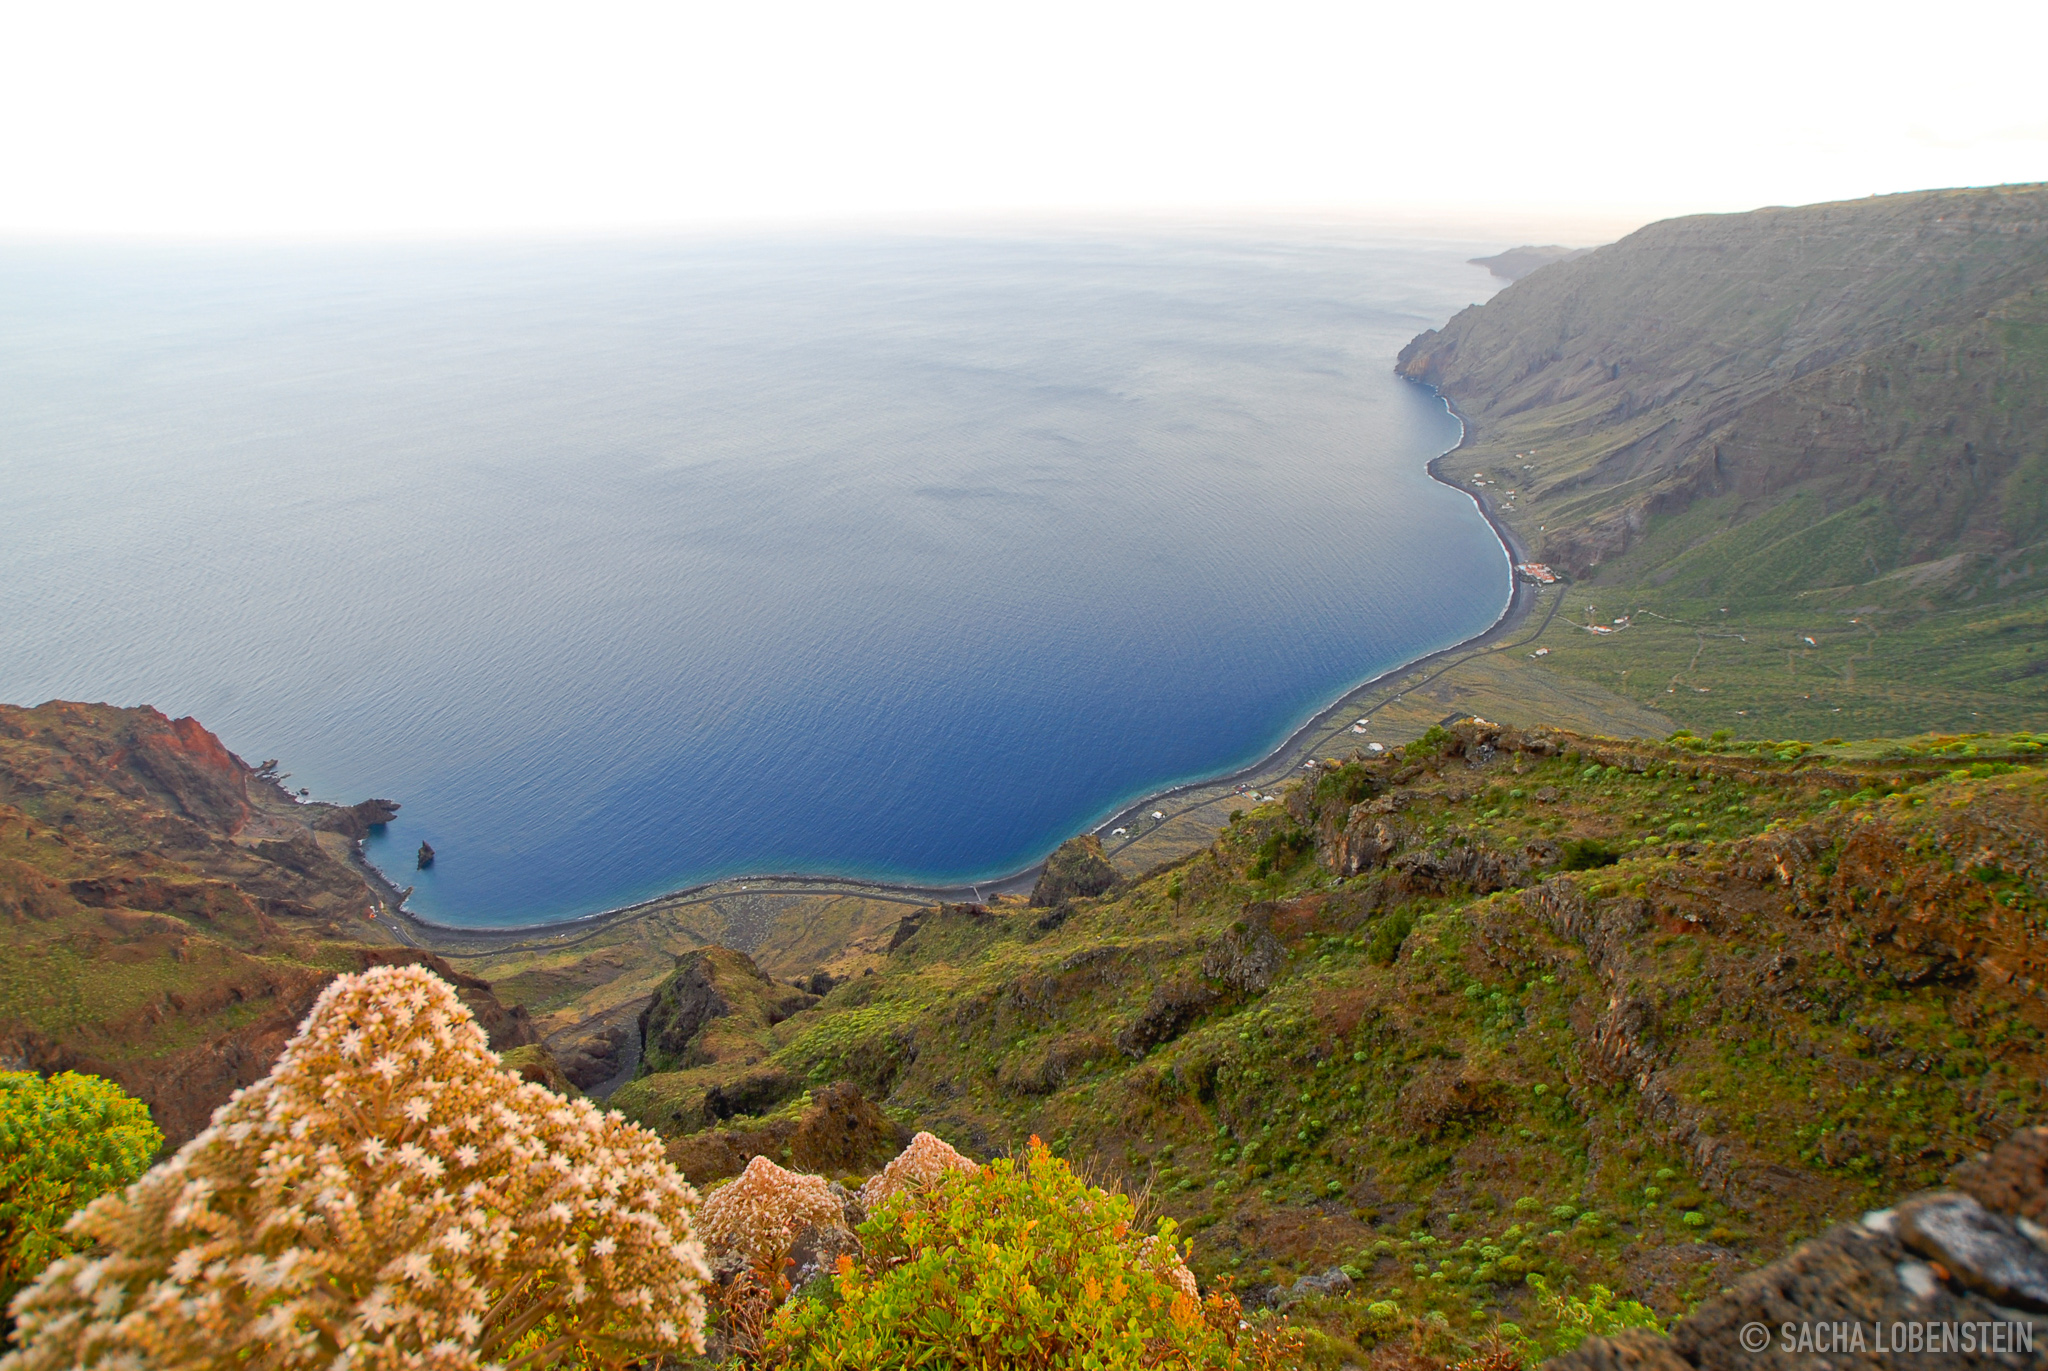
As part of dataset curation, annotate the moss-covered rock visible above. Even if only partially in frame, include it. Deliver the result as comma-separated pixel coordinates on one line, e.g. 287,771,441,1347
495,1043,580,1097
1029,833,1123,908
638,946,816,1076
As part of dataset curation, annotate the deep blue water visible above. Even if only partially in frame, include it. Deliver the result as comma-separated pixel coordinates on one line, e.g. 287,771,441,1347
0,229,1507,926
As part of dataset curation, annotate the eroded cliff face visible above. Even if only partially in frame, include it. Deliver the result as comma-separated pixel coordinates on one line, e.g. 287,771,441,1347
0,701,399,925
0,701,536,1146
1398,184,2048,580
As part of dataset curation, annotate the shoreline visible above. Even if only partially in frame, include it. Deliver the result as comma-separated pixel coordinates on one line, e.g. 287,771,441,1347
1082,389,1528,841
383,383,1528,952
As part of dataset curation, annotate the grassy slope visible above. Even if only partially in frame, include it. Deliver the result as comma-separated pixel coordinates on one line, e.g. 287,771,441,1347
0,805,361,1063
626,724,2048,1362
1398,185,2048,745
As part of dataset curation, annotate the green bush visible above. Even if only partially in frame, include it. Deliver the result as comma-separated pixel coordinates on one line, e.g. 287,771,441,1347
1406,726,1449,760
0,1071,160,1311
1527,1275,1663,1353
1249,829,1312,880
767,1137,1296,1369
1559,840,1620,871
1366,908,1417,965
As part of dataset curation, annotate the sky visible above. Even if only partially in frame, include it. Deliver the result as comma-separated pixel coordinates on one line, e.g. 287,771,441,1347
1,0,2044,241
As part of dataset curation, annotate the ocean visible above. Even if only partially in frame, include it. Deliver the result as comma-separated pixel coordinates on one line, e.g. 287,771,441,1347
0,227,1509,926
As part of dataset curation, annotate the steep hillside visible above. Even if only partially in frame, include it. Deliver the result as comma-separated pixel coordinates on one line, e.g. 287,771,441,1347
1402,184,2048,571
0,702,538,1144
617,719,2048,1361
1397,185,2048,741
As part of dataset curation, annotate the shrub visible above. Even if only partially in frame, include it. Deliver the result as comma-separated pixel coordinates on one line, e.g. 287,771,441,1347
697,1154,842,1271
857,1130,976,1211
1526,1275,1663,1353
1249,829,1312,880
0,1071,160,1313
1366,907,1417,965
2,965,708,1371
768,1137,1296,1368
1558,840,1619,871
1407,725,1450,760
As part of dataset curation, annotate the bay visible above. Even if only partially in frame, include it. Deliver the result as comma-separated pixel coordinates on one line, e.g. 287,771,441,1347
0,227,1507,925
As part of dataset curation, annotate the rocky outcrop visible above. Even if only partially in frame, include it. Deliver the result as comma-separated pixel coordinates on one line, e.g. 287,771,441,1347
887,902,995,952
996,1032,1114,1095
1200,909,1287,996
310,798,400,840
1334,807,1396,876
551,1017,634,1092
124,713,255,834
638,946,816,1076
1551,1126,2048,1370
1114,904,1303,1058
1029,834,1123,908
1116,978,1224,1059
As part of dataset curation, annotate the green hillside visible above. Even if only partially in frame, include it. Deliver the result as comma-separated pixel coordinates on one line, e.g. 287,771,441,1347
1398,185,2048,742
620,721,2048,1363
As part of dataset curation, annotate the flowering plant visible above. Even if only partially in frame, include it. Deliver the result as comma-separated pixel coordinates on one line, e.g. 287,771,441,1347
3,964,708,1371
697,1154,844,1272
854,1130,975,1212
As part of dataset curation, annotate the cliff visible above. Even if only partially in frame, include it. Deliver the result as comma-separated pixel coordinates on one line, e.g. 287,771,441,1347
1396,185,2048,743
1029,832,1124,909
1401,184,2048,580
0,701,537,1145
1470,245,1592,282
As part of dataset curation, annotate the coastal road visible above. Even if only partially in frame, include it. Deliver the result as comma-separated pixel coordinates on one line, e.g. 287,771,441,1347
1096,575,1566,865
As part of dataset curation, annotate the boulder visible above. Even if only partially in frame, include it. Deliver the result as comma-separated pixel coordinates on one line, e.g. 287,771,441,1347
1551,1126,2048,1370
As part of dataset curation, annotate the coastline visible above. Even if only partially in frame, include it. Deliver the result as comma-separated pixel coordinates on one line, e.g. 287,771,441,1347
1083,389,1528,843
382,383,1529,952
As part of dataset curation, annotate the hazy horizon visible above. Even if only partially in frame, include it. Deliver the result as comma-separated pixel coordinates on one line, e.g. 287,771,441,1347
3,0,2041,241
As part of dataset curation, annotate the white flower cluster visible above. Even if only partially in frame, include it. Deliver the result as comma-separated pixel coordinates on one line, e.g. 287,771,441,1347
2,965,709,1371
695,1156,842,1271
856,1131,975,1212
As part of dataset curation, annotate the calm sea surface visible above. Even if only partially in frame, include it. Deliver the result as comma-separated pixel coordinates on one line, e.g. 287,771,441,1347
0,229,1507,925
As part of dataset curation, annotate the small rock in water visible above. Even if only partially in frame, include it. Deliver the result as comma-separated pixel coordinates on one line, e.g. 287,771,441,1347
416,841,436,870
